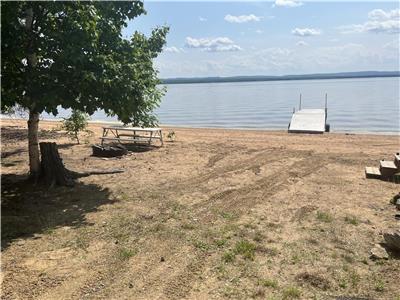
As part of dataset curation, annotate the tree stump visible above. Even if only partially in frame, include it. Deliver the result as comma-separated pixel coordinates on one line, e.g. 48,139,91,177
39,142,75,187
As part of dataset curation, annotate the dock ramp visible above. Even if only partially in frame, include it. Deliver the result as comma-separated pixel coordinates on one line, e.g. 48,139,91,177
288,94,329,134
288,109,326,133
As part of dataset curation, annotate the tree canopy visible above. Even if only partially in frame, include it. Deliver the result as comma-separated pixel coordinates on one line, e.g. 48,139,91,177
1,1,168,126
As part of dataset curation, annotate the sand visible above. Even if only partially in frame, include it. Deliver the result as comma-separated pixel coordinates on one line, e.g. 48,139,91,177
1,119,400,299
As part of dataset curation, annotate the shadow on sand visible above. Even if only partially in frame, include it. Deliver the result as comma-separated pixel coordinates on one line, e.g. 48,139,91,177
1,173,115,250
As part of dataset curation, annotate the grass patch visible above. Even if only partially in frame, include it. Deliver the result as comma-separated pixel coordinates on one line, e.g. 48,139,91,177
349,270,360,288
214,239,227,248
344,215,360,225
282,286,301,299
338,278,347,289
342,254,354,263
253,231,264,243
222,251,235,263
193,240,209,251
316,211,333,223
234,240,257,260
375,279,385,292
291,254,301,264
220,211,237,220
258,278,278,288
118,248,137,260
181,223,195,230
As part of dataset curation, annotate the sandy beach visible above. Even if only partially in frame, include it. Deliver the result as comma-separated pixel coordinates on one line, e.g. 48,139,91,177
1,118,399,299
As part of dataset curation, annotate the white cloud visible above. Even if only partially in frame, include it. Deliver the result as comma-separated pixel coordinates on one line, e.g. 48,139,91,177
256,29,263,34
224,14,261,23
185,37,242,52
340,8,400,34
368,9,400,20
292,28,321,36
296,40,308,46
164,46,184,53
199,16,207,22
273,0,303,8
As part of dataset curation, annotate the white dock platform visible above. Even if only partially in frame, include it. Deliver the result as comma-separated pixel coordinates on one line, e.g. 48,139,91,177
288,109,326,133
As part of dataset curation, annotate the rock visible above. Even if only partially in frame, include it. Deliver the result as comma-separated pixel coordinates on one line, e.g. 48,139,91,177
129,283,133,288
160,256,165,262
370,244,388,260
396,199,400,210
383,229,400,252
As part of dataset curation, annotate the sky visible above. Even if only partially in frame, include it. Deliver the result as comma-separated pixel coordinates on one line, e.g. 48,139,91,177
123,1,400,78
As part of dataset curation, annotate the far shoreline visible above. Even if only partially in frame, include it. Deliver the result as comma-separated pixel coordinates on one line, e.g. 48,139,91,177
161,72,400,85
2,116,399,137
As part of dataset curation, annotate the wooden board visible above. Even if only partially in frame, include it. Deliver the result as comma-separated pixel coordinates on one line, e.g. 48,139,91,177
288,109,326,134
365,167,381,179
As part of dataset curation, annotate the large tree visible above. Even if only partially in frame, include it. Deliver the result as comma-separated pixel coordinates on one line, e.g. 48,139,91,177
1,1,168,179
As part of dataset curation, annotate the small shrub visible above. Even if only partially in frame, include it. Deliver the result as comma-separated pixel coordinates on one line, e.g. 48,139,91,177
167,130,176,142
282,286,301,299
316,211,333,223
61,110,91,144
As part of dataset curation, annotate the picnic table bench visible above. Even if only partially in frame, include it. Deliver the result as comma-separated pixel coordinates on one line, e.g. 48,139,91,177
100,126,163,146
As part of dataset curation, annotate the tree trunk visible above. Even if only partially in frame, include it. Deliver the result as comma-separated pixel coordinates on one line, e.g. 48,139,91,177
28,111,41,180
39,142,75,187
26,6,41,180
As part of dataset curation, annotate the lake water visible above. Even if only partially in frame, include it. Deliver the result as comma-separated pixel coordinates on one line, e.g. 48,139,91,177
43,77,399,133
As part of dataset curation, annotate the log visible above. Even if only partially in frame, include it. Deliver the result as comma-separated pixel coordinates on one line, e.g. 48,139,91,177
39,142,74,187
92,144,127,157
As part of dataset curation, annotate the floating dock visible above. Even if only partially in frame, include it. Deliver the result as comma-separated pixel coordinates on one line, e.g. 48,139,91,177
288,94,329,134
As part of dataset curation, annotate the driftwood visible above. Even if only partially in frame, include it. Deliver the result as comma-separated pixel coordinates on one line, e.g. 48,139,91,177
39,142,124,187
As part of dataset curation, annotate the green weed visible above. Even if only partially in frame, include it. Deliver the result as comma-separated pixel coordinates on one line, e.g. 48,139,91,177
316,211,333,223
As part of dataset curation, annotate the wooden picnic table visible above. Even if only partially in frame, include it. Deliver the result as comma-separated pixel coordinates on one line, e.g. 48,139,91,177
100,126,163,146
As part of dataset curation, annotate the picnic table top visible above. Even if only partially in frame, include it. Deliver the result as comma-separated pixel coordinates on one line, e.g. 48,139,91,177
102,126,162,132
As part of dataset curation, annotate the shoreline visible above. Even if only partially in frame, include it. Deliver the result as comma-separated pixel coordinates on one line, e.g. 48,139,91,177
2,116,399,137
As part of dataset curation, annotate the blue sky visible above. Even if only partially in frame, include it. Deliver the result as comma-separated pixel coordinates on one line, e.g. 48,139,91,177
123,1,400,78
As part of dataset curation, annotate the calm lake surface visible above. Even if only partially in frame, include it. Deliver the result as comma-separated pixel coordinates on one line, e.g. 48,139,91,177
43,77,399,133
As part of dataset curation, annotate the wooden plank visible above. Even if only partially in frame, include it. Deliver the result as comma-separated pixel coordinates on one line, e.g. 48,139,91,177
100,137,156,142
365,167,381,179
289,109,326,133
380,160,399,178
394,153,400,168
102,126,161,132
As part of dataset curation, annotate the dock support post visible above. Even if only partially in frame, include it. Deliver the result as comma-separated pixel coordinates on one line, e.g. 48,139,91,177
299,93,302,110
325,93,328,121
